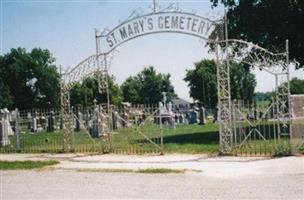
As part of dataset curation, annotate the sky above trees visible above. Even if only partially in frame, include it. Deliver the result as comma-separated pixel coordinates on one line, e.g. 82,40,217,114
1,0,303,101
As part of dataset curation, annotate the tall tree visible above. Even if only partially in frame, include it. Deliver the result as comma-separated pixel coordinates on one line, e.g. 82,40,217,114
211,0,304,68
121,76,142,104
184,59,257,108
70,75,123,107
0,76,12,108
0,55,12,108
289,77,304,95
0,48,60,109
121,67,176,104
184,60,217,108
230,62,256,104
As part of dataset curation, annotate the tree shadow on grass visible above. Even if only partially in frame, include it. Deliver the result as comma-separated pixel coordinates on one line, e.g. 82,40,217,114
162,131,219,145
132,130,219,145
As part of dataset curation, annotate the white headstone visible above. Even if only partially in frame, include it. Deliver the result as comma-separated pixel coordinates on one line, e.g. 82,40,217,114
0,109,11,146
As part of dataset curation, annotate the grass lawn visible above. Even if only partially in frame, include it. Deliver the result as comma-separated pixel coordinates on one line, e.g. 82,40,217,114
162,124,219,154
1,124,220,154
109,123,219,154
1,122,302,155
0,160,59,170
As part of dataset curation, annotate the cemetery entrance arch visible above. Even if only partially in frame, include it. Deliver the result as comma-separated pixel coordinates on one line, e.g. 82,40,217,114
60,4,292,154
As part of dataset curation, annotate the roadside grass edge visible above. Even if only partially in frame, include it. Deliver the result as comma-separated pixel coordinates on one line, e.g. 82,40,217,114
0,160,59,170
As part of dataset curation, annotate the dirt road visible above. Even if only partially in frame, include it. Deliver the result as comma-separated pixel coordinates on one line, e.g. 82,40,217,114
1,155,303,199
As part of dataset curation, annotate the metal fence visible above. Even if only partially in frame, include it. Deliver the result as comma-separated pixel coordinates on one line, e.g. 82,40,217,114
1,104,187,154
231,100,304,156
1,103,303,156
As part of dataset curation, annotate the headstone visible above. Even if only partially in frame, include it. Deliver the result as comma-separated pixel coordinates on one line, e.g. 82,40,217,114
178,113,184,124
112,111,118,130
27,112,32,129
15,108,20,151
0,109,11,146
78,111,85,130
199,107,206,125
159,102,164,115
184,113,189,124
122,111,129,127
174,113,179,124
32,112,38,132
170,114,176,129
4,109,14,136
90,107,100,138
47,111,55,132
162,92,167,105
100,110,107,136
90,106,109,137
114,111,122,128
37,115,46,132
168,102,172,113
187,110,199,124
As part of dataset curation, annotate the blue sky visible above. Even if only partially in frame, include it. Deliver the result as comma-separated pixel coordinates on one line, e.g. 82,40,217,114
1,0,303,101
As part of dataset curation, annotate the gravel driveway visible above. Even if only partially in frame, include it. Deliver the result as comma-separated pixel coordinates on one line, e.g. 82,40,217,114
1,155,303,199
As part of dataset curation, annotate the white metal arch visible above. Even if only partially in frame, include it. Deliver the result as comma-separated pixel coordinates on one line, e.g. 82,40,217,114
60,2,291,154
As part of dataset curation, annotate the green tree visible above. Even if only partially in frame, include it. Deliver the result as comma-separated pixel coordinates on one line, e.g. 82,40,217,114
255,78,304,103
289,77,304,94
0,55,12,108
121,77,141,103
211,0,304,68
121,66,176,104
184,60,217,108
0,77,12,108
0,48,60,109
184,59,256,108
230,62,256,104
70,75,123,107
254,92,272,102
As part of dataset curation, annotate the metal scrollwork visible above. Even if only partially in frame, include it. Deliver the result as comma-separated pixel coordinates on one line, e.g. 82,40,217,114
60,1,291,154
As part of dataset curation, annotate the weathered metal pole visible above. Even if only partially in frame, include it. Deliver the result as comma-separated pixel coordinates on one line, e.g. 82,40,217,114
224,8,233,149
275,73,281,140
95,29,112,150
286,39,294,152
286,39,291,130
104,54,111,131
216,9,233,154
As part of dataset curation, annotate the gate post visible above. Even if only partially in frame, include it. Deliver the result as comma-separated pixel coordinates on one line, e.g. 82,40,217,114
285,39,294,153
61,89,74,152
216,56,233,154
216,11,233,154
60,67,74,152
